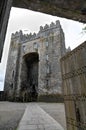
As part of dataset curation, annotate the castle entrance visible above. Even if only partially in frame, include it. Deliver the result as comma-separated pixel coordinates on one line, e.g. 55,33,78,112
21,52,39,102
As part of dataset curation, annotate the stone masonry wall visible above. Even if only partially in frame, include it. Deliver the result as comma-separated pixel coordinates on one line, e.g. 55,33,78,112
61,41,86,130
4,21,66,102
4,31,22,100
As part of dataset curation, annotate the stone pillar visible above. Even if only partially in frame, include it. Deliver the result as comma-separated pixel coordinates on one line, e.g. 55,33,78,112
0,0,13,61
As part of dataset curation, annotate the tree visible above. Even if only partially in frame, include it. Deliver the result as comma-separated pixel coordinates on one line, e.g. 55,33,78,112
82,26,86,33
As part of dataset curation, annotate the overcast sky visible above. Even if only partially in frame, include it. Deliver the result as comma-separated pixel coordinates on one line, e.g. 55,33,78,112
0,7,86,90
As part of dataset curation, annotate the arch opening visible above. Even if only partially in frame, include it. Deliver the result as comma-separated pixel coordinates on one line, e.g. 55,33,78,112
21,52,39,102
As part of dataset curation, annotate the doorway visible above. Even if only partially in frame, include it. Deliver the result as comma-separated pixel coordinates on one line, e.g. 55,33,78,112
21,52,39,102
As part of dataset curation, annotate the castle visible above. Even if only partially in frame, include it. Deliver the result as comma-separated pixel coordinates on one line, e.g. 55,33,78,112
4,21,66,102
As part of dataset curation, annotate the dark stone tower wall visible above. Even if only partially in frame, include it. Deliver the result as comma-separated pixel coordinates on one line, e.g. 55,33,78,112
4,32,22,101
4,21,66,102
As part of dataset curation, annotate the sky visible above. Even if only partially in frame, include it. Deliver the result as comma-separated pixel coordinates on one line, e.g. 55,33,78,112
0,7,86,91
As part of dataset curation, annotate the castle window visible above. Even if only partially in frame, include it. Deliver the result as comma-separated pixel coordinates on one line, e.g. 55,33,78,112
23,45,25,52
11,83,13,89
46,65,50,74
46,79,48,86
45,42,48,47
46,55,49,61
34,42,38,49
12,70,14,78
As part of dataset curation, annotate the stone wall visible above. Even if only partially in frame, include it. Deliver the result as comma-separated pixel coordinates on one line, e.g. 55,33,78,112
12,0,86,23
4,31,22,101
61,41,86,130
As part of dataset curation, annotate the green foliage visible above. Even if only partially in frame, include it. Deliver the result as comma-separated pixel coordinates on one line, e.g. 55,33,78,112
82,26,86,33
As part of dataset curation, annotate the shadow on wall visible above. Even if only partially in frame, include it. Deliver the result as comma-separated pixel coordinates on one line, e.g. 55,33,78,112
0,91,4,101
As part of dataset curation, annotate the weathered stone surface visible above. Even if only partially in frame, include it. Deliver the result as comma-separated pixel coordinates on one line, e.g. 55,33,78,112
12,0,86,23
4,21,66,102
60,41,86,130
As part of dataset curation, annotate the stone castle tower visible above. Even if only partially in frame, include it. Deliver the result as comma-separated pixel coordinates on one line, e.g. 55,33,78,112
4,21,66,102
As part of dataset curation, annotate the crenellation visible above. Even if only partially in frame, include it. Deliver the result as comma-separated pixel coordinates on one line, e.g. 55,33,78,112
11,30,23,39
39,20,61,33
50,22,55,28
11,31,39,43
11,21,62,43
40,26,44,32
56,20,60,26
44,24,50,30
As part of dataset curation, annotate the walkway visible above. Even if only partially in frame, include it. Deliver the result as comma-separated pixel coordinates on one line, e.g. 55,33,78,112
17,103,64,130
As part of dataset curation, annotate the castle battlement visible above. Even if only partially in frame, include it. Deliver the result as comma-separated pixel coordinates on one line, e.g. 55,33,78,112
11,31,38,42
11,20,61,42
11,30,23,39
39,20,60,32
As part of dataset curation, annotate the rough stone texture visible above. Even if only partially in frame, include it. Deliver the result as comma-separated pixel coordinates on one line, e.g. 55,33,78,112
4,33,21,101
4,21,66,102
12,0,86,23
61,41,86,130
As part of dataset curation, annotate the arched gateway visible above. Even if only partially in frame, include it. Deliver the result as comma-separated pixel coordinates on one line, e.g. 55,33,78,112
20,52,39,102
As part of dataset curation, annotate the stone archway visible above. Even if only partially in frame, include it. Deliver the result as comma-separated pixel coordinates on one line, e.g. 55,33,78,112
20,52,39,102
